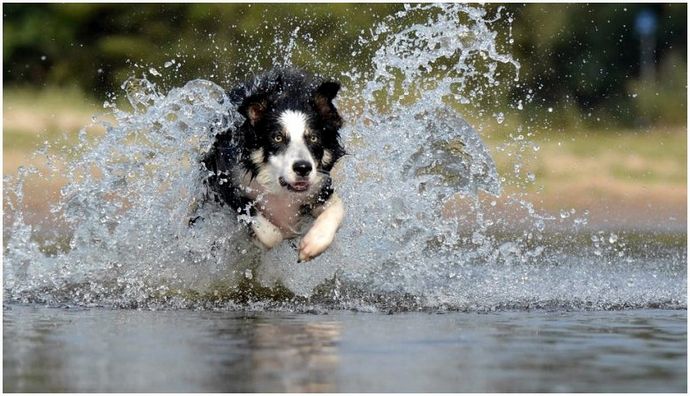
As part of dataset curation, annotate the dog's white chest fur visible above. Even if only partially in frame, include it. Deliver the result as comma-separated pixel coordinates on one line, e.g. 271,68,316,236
234,168,344,262
255,192,309,236
235,171,311,236
251,188,344,263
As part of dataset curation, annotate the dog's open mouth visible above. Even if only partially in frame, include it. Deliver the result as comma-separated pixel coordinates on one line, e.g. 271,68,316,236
279,177,310,192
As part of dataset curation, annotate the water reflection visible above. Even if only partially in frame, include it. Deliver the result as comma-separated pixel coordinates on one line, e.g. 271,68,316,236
3,306,342,392
209,316,342,392
247,320,340,392
3,305,686,392
3,310,72,392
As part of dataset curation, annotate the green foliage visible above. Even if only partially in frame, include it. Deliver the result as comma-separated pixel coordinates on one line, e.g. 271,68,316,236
3,3,399,93
502,3,686,128
627,51,687,126
3,3,686,129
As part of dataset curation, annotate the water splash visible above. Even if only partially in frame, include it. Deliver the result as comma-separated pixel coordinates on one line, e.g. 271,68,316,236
3,4,685,311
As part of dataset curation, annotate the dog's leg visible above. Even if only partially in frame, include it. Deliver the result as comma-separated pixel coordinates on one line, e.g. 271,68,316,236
252,213,284,249
299,194,344,262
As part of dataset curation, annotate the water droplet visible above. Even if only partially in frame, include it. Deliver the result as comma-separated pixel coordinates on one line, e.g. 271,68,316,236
471,231,484,245
535,220,545,232
495,112,504,124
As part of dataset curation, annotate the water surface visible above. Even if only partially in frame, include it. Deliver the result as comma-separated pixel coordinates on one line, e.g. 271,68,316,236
3,304,686,392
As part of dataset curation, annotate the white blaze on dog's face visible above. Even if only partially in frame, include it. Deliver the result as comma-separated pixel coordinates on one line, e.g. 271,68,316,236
239,77,345,196
264,109,319,193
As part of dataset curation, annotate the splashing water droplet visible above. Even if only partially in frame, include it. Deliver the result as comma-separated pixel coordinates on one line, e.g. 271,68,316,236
495,112,505,124
609,233,619,244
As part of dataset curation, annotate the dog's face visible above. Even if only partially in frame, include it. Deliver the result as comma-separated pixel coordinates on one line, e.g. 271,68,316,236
239,80,345,194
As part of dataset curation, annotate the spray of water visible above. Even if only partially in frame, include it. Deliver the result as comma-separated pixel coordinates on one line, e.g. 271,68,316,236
3,4,685,311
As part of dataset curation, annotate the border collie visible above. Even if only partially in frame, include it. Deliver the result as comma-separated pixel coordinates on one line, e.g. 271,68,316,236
202,68,346,262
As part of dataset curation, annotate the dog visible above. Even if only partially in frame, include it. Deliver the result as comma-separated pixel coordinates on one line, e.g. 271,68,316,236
202,68,346,262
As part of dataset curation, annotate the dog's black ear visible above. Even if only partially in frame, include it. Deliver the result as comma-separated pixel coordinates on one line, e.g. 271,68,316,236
314,81,343,130
238,94,269,126
316,81,340,101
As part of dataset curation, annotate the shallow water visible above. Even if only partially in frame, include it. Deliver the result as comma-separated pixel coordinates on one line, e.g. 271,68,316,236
3,304,686,392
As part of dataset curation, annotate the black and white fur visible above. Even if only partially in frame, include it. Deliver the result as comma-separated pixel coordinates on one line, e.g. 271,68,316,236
202,68,346,262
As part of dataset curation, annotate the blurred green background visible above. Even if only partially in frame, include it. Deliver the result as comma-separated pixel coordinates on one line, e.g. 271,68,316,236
4,3,686,127
3,3,687,231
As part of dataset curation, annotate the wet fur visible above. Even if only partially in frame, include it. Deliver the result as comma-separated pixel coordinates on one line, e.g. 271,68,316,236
201,68,346,261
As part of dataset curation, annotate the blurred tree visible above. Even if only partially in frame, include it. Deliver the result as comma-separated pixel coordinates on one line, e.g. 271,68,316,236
503,3,686,128
3,3,400,94
3,3,686,128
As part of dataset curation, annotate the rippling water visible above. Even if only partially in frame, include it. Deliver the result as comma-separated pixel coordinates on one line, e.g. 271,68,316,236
3,305,686,392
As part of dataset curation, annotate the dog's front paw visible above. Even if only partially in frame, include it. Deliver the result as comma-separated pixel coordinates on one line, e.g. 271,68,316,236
251,215,284,249
298,228,335,262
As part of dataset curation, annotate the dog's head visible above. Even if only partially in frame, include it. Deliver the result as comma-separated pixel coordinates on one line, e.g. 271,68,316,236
238,70,346,193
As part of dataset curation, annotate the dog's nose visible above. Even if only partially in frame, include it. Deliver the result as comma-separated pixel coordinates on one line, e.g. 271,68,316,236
293,161,312,177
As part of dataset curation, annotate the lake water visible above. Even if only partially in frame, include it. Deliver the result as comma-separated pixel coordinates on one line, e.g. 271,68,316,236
3,304,686,392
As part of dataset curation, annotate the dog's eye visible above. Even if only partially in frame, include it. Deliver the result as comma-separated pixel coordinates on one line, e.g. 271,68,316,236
308,135,318,143
273,135,283,143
